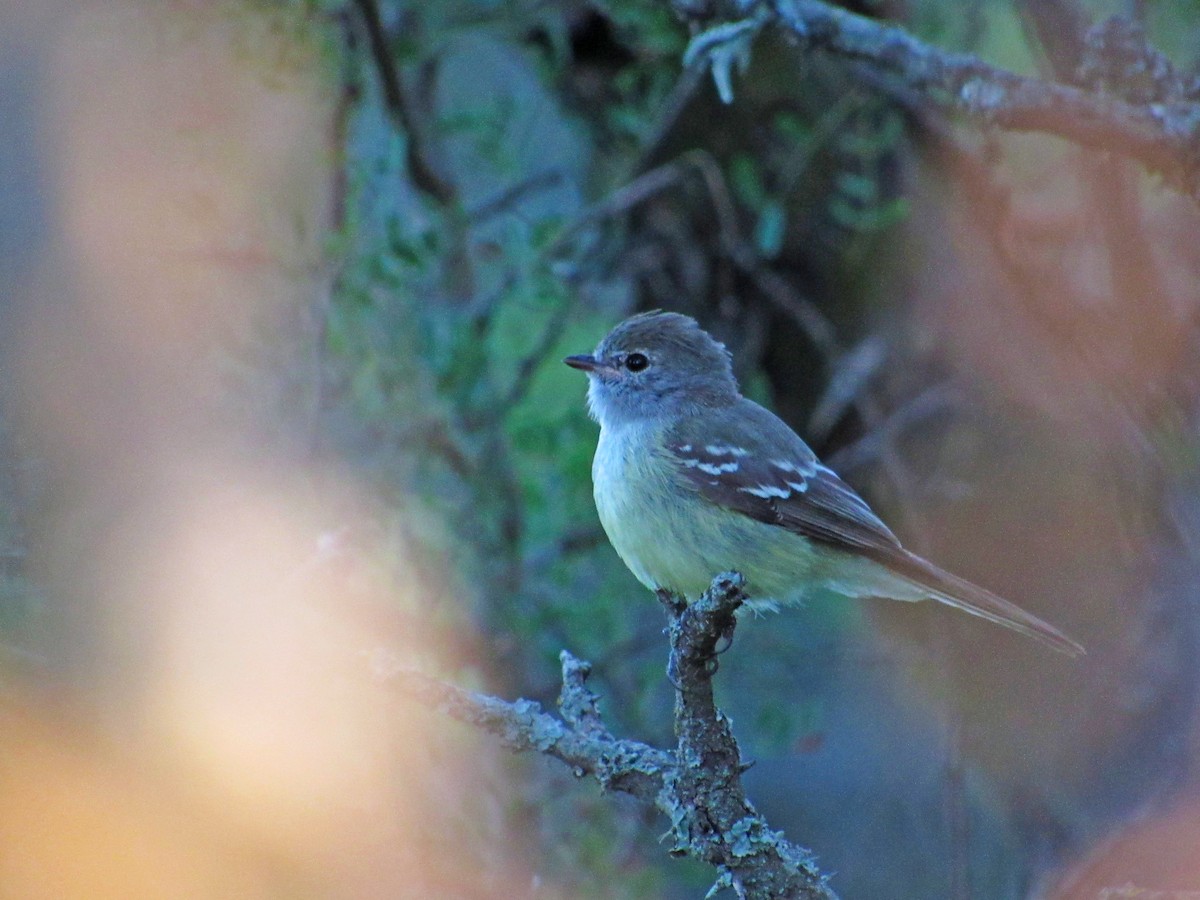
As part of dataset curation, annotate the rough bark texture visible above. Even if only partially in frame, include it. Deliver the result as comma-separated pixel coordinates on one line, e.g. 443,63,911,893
672,0,1200,199
382,574,836,899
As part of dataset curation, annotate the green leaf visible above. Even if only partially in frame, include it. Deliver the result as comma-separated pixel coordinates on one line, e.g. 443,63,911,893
729,153,765,208
754,200,786,258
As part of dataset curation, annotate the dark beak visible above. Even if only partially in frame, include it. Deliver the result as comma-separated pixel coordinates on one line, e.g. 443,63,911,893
564,354,599,372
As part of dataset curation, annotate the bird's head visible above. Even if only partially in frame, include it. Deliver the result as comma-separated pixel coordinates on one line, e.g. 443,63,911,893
564,311,739,426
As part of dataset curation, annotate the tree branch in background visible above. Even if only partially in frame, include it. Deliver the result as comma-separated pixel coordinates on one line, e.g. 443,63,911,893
1018,0,1178,401
351,0,458,206
349,0,477,303
380,654,674,803
378,574,837,900
673,0,1200,199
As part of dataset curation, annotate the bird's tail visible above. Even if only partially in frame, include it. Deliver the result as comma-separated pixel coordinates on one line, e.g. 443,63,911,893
895,550,1085,657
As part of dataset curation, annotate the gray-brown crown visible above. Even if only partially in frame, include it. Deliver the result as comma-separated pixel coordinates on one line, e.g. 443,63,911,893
597,311,735,381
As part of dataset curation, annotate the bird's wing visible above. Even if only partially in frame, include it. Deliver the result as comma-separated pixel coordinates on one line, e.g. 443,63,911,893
664,399,1085,657
664,399,904,559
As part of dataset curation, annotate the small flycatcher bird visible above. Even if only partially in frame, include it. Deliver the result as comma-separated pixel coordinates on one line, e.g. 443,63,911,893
565,311,1083,656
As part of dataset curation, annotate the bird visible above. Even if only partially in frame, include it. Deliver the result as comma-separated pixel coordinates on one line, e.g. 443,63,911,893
564,310,1084,657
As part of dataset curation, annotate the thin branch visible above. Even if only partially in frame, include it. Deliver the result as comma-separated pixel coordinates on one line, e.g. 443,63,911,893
823,382,961,475
676,149,843,359
467,170,566,226
351,0,457,206
494,295,574,417
634,61,709,172
349,0,476,307
543,161,695,260
475,158,717,427
676,0,1200,198
456,164,693,433
381,575,837,899
805,336,887,443
379,653,673,803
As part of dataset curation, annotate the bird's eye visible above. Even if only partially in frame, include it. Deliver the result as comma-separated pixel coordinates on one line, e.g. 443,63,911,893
625,352,650,372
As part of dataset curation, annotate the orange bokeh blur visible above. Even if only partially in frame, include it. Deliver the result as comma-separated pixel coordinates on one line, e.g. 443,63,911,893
0,2,549,896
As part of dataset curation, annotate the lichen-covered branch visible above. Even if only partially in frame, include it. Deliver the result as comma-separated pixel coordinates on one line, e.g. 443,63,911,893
674,0,1200,198
379,654,673,805
379,574,836,899
660,573,833,898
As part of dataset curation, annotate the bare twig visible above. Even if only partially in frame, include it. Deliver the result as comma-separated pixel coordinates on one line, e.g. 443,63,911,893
823,382,961,475
468,170,566,226
381,652,673,803
635,61,709,172
806,336,887,443
495,296,574,416
351,0,457,206
382,574,837,899
349,0,476,306
543,162,694,260
674,149,843,359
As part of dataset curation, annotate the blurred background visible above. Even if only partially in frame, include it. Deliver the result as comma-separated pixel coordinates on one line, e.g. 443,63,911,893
2,0,1200,897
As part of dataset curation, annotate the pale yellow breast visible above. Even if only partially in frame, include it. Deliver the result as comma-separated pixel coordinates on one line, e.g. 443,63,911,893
592,422,766,599
591,421,910,608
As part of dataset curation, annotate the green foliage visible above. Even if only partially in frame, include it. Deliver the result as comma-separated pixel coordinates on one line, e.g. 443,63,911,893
312,5,676,885
826,107,910,250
